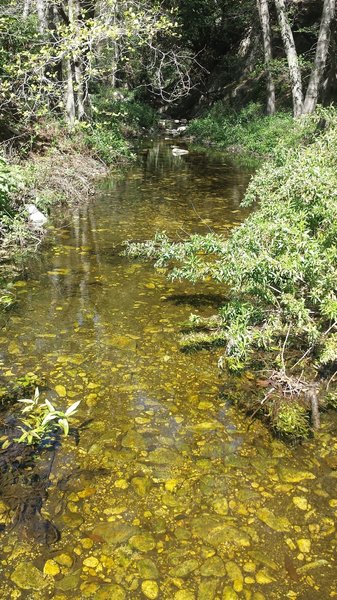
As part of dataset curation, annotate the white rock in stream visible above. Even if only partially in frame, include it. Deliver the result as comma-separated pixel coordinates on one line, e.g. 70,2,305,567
171,146,189,156
26,204,48,228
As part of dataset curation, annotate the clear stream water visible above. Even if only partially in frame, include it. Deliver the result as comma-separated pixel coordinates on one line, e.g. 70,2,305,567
0,140,336,600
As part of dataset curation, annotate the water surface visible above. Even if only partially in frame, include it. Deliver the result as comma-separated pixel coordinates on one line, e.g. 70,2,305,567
0,141,336,600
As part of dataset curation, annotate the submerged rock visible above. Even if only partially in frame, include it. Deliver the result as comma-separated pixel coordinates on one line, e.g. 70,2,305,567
137,558,159,579
278,465,316,483
93,584,126,600
132,476,152,496
170,559,199,577
43,559,60,576
174,591,195,600
198,579,218,600
11,562,48,591
200,556,225,577
122,430,146,451
55,569,81,591
256,508,291,532
225,561,243,592
92,522,138,545
147,448,183,466
129,532,156,552
191,515,251,547
222,586,238,600
141,580,159,599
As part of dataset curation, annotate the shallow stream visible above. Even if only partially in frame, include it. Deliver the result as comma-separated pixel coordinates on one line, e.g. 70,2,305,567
0,140,336,600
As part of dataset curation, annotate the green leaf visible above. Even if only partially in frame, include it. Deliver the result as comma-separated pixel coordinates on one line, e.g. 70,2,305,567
58,418,69,436
65,400,81,416
44,399,56,412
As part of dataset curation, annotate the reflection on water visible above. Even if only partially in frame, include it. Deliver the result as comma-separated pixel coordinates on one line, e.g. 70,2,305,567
0,141,336,599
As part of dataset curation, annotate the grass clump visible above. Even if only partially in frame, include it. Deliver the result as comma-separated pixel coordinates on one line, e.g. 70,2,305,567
272,401,310,439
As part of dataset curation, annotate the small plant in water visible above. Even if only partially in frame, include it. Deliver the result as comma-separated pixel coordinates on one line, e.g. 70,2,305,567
14,387,80,445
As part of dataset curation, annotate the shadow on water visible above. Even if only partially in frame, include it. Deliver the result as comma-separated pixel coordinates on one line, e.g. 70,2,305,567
164,293,228,309
0,139,336,599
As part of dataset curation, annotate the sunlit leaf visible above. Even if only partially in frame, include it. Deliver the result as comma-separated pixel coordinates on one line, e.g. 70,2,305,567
65,400,81,416
58,418,69,435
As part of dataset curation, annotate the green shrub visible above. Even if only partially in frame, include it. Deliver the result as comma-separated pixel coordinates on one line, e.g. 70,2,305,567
0,157,21,214
91,88,157,131
84,125,133,165
126,108,337,376
188,101,318,158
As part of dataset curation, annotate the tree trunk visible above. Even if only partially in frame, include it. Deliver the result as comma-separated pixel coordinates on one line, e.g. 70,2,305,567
36,0,47,34
23,0,31,18
64,58,76,127
323,17,337,104
74,60,85,120
274,0,304,117
303,0,336,114
257,0,276,115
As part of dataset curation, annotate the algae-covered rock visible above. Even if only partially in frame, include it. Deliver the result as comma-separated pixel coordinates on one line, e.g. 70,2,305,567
93,522,138,545
256,569,275,584
296,538,311,553
256,507,291,532
200,556,225,577
137,558,159,579
191,515,250,547
297,559,329,573
225,561,243,592
141,580,159,599
170,559,199,578
55,569,81,591
222,586,238,600
43,559,61,576
95,585,126,600
54,553,74,568
212,498,229,516
174,591,195,600
129,532,156,552
278,465,316,483
292,496,308,511
122,430,146,451
247,551,278,571
132,476,153,496
80,582,100,597
11,562,48,591
198,579,218,600
147,448,183,465
83,556,99,568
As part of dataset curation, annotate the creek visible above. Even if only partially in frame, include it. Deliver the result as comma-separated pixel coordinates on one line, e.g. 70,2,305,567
0,139,336,600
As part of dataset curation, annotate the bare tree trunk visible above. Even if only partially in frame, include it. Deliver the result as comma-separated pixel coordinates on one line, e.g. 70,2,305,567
323,17,337,104
64,58,76,127
36,0,47,34
74,60,85,120
274,0,304,117
23,0,31,18
257,0,276,115
303,0,336,114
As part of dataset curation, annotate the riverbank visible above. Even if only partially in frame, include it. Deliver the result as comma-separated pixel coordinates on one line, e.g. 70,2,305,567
127,106,337,439
0,113,143,310
187,102,320,163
